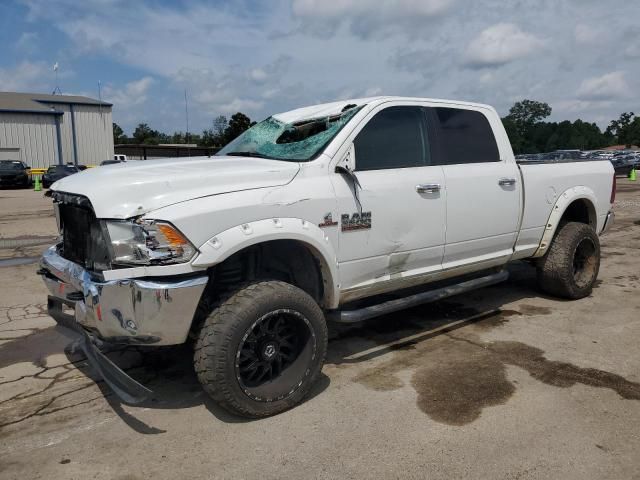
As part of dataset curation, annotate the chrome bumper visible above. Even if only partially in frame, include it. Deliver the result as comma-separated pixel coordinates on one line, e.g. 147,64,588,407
601,210,615,235
40,246,208,346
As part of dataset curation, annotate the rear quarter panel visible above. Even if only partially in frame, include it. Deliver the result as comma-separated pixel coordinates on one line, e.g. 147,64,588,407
515,160,614,258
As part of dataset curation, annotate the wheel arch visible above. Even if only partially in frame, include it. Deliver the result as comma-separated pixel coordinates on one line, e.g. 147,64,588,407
531,186,598,258
192,218,339,308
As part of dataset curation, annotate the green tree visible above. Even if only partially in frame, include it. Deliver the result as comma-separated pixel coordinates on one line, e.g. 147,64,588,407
606,112,637,146
501,117,524,153
112,123,126,144
133,123,154,143
213,115,228,139
624,117,640,147
224,112,254,144
201,115,229,147
506,99,552,125
502,100,615,154
503,100,552,154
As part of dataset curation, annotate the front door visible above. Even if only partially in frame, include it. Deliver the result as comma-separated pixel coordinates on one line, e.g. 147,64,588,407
331,105,446,292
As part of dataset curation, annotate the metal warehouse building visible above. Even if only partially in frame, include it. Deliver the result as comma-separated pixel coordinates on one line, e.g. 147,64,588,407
0,92,114,169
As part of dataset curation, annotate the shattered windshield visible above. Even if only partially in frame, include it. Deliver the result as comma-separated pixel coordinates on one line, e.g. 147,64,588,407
217,105,363,162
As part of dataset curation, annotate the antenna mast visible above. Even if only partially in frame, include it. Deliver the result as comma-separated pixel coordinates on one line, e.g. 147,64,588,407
52,62,62,94
98,80,103,117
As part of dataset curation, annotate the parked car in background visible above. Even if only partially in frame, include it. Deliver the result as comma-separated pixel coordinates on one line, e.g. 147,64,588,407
42,164,81,188
100,159,125,166
0,160,31,188
611,155,639,176
550,149,583,160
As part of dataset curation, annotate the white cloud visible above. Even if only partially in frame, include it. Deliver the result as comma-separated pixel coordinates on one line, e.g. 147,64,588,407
479,72,494,84
102,77,154,106
577,72,630,100
554,99,611,114
291,0,456,37
170,55,295,122
465,23,544,68
249,68,268,82
0,61,51,92
15,32,39,53
292,0,455,18
218,98,264,114
14,0,640,133
364,86,383,96
625,43,640,59
25,1,270,77
574,24,607,45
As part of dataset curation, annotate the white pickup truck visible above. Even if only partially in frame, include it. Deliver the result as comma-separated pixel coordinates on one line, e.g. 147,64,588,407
40,96,615,417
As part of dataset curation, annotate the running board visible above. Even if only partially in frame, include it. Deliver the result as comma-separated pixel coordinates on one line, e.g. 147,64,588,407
328,270,509,324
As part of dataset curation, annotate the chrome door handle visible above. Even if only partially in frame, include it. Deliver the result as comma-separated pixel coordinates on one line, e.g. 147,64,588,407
416,183,441,194
498,178,517,186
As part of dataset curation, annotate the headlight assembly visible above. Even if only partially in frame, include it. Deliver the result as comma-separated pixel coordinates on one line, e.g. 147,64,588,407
105,219,196,266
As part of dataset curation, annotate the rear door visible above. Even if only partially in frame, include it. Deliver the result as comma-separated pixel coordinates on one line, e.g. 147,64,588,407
429,107,521,269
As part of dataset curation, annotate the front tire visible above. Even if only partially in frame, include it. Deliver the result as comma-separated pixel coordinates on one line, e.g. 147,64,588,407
536,222,600,299
194,280,328,418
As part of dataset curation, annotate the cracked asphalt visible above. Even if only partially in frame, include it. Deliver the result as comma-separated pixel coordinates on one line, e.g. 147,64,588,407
1,181,639,480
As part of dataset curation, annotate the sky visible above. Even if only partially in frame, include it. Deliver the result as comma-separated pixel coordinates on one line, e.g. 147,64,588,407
0,0,638,135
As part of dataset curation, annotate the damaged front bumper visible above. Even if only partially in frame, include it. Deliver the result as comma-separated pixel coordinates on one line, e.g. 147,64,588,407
39,245,208,402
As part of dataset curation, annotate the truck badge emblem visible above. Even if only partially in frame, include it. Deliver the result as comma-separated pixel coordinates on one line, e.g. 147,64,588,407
318,213,338,228
341,212,371,232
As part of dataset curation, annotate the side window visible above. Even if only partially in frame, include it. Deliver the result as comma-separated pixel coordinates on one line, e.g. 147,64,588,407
354,106,429,171
432,107,500,164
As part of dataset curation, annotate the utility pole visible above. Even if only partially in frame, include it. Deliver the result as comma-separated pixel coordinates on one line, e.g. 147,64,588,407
184,88,190,145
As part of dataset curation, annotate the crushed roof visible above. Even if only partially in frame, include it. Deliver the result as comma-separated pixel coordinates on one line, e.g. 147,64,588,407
272,96,494,123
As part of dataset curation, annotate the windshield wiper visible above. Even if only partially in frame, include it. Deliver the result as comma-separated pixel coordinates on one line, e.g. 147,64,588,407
225,151,275,160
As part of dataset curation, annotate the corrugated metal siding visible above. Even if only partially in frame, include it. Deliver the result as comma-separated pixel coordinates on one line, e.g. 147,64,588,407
54,104,75,164
0,113,58,168
0,105,114,168
73,106,114,165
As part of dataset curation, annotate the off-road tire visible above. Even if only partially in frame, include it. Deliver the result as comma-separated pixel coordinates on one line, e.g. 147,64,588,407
536,222,600,299
193,280,328,418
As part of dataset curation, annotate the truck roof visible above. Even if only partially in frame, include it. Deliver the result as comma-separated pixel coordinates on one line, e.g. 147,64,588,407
272,96,495,124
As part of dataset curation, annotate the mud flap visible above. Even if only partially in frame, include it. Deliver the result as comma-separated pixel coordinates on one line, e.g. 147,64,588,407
47,296,152,404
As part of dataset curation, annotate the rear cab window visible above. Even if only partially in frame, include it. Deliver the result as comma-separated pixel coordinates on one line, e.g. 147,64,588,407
429,107,500,165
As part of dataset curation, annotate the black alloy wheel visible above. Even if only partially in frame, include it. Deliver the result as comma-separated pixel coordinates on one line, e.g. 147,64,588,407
236,308,314,401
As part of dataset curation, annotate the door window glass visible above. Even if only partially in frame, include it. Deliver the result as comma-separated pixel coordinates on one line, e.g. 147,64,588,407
354,106,428,171
432,107,500,164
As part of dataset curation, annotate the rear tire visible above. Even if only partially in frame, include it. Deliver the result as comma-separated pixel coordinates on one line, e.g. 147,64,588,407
536,222,600,299
194,280,327,418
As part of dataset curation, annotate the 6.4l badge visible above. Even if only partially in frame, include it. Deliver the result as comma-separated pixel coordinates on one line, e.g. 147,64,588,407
341,212,371,232
318,213,339,228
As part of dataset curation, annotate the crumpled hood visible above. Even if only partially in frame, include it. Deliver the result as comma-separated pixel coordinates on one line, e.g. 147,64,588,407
51,156,300,218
